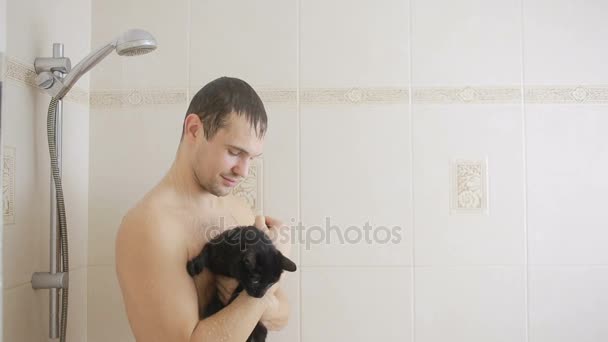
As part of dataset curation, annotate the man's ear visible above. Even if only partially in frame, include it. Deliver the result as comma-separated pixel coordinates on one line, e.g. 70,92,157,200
184,113,203,140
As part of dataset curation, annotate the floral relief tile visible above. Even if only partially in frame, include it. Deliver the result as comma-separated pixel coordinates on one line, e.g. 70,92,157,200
3,145,16,225
450,158,488,214
231,158,263,215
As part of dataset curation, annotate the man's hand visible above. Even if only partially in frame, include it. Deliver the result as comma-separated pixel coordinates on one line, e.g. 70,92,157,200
255,215,291,259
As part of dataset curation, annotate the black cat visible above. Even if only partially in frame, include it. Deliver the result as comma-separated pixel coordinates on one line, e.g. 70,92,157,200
187,225,297,342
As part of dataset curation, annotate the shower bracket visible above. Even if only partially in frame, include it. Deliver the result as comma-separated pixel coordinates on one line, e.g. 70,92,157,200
34,57,71,74
34,57,71,98
32,271,69,290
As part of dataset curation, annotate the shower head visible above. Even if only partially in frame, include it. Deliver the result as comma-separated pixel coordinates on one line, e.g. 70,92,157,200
116,29,157,56
35,29,158,99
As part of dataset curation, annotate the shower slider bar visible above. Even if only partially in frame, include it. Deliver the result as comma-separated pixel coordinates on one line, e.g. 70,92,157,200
31,43,69,340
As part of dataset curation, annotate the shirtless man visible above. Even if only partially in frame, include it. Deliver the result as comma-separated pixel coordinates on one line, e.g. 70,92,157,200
115,77,292,341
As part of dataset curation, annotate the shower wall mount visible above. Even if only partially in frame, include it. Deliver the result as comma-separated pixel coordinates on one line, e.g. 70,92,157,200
31,29,157,342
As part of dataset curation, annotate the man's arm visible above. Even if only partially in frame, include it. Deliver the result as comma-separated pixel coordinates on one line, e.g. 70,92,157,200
116,214,273,342
228,200,293,331
260,286,290,331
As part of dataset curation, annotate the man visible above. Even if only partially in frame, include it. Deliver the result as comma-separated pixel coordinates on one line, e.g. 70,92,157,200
116,77,291,341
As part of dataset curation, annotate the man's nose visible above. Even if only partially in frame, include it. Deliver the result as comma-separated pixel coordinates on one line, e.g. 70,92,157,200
232,158,250,178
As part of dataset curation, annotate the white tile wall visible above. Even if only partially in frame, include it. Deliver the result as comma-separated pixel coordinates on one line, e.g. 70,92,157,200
0,3,5,334
2,83,46,289
88,104,182,266
300,104,412,266
87,265,134,342
529,266,608,342
6,0,43,63
523,0,608,85
67,268,89,342
411,0,522,86
62,101,90,270
415,266,526,342
189,0,298,89
413,104,526,266
262,103,300,265
3,283,45,342
302,267,413,342
300,0,410,88
526,104,608,265
268,270,300,342
0,0,6,52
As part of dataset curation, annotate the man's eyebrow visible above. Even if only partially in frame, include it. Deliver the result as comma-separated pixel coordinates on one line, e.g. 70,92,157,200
226,144,263,157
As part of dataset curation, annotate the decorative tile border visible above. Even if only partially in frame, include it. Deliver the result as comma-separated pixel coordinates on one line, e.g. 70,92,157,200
8,56,608,106
92,85,608,107
231,158,263,216
413,86,521,104
3,146,16,225
301,87,409,104
5,57,37,87
190,87,408,105
450,158,488,215
90,89,187,109
525,86,608,104
187,88,297,104
4,57,89,105
258,89,297,103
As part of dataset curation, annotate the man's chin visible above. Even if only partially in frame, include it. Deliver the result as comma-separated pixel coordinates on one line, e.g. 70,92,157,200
209,186,232,197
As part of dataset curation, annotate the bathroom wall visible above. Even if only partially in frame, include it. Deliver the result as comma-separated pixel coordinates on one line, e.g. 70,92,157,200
86,1,608,342
2,0,91,341
1,0,7,336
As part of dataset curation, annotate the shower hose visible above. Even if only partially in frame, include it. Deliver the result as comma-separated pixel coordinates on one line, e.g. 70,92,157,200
47,98,69,342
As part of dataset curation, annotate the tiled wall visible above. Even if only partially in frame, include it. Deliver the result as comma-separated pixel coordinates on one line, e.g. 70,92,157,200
1,0,7,335
84,1,608,342
2,0,91,341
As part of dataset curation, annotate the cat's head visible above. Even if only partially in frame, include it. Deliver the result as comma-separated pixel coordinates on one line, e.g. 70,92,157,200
240,245,297,298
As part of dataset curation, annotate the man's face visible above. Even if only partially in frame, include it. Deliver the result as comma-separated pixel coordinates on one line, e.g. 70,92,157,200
193,112,264,197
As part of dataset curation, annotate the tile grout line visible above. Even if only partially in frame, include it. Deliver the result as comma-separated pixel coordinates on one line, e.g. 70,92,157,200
520,1,531,341
408,0,417,341
186,0,192,101
297,0,303,341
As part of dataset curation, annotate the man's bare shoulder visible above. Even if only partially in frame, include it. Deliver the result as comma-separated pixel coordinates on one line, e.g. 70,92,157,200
115,191,188,265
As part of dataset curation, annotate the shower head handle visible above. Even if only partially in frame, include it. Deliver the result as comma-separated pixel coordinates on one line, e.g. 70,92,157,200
55,42,116,98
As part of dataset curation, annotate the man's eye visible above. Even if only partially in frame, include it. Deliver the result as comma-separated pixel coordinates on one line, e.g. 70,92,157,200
228,150,239,156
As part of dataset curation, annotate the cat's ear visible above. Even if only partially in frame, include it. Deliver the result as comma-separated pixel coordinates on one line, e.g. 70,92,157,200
242,249,256,271
279,252,297,272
